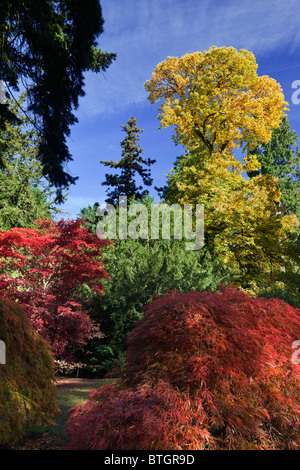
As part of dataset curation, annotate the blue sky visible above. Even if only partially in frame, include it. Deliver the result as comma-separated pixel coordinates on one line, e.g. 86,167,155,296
59,0,300,219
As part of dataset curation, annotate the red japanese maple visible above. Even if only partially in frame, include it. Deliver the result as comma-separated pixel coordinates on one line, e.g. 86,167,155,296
67,286,300,450
0,218,110,360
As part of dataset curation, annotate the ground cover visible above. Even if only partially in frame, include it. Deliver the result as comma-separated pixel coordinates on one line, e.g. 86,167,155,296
9,377,112,450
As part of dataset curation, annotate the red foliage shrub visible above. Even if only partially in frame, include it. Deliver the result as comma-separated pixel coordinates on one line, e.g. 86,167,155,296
66,286,300,450
0,218,109,360
66,380,210,450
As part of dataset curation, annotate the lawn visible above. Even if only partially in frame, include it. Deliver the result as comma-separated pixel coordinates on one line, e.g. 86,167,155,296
10,377,113,450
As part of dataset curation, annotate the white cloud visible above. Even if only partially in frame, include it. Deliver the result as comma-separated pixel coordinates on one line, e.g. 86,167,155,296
77,0,300,118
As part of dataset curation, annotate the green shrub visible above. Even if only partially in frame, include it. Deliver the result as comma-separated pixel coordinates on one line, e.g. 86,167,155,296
78,240,238,375
0,298,59,447
78,197,239,376
257,282,300,309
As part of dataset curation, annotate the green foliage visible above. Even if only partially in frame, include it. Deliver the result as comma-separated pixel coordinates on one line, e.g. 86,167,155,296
247,116,300,304
257,282,300,309
80,202,101,232
0,95,62,229
0,298,59,447
100,117,156,205
0,0,116,199
78,198,238,375
247,116,300,223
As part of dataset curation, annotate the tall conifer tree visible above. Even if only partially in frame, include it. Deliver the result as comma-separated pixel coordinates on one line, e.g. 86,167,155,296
100,117,156,205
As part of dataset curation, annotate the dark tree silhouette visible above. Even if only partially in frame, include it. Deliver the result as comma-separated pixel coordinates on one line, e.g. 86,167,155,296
100,116,156,205
0,1,116,201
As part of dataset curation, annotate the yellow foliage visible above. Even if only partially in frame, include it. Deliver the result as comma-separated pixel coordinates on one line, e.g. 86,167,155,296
146,47,296,286
165,151,298,283
145,46,288,164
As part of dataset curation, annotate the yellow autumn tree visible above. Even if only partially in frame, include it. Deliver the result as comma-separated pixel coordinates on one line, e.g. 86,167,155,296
145,46,298,287
145,46,287,156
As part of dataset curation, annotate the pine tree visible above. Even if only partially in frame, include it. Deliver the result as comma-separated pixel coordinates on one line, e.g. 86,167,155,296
78,197,238,375
247,116,300,222
100,117,156,205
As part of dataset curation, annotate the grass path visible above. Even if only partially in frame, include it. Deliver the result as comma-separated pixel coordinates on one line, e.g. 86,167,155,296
11,377,113,450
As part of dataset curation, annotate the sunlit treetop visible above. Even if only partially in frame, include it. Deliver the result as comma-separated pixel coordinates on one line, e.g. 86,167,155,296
145,46,288,158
